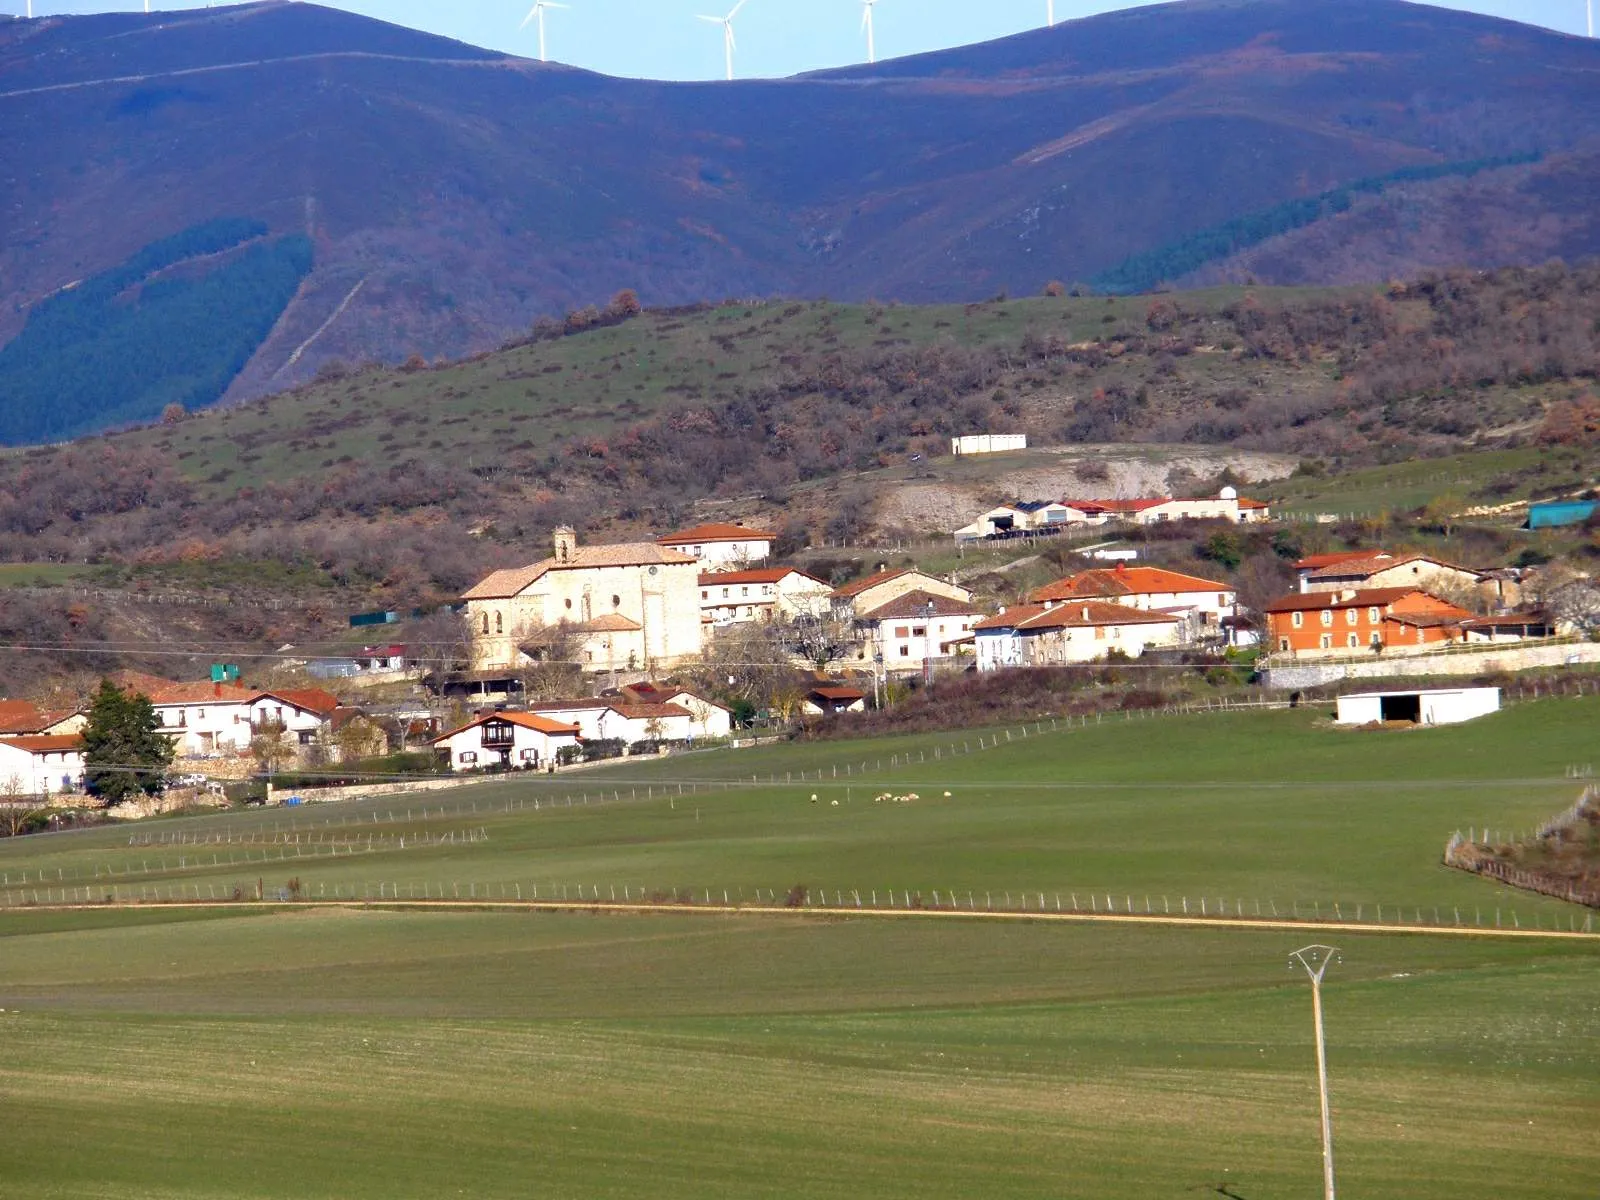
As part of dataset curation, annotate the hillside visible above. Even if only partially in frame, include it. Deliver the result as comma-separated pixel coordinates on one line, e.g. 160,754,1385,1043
0,0,1597,423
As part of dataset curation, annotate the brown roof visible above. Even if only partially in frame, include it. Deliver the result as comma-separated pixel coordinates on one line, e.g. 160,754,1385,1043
698,567,826,587
0,701,76,734
1029,565,1230,604
831,568,913,599
0,734,83,754
659,522,778,545
1263,587,1432,614
859,590,984,622
433,711,581,744
1293,551,1375,571
807,685,865,702
462,543,697,600
1304,552,1478,581
1016,601,1181,630
107,670,179,697
610,702,693,721
972,604,1051,631
144,680,259,706
526,698,617,712
577,613,643,633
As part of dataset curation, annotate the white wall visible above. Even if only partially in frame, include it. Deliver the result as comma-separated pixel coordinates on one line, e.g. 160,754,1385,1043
438,722,576,772
0,744,83,795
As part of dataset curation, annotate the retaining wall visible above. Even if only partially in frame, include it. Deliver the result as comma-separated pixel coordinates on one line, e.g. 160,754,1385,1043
1261,640,1600,690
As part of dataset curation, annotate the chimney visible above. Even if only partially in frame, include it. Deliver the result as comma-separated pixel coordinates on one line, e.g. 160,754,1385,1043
1082,606,1090,621
553,526,576,564
1340,588,1357,602
1115,562,1127,573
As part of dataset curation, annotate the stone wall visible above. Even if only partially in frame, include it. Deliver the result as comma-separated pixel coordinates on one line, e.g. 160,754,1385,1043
1261,640,1600,690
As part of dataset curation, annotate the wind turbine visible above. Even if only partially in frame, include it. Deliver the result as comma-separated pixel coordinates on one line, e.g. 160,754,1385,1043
861,0,878,64
1589,0,1595,39
1047,1,1055,27
698,0,746,82
519,0,567,64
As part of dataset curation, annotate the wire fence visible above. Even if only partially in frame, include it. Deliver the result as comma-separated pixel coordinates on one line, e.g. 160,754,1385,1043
1445,786,1600,909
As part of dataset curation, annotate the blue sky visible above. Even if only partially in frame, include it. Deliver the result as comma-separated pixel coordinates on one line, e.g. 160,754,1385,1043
18,1,1596,80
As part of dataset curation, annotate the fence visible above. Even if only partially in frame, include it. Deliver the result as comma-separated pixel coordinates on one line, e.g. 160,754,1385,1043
1444,786,1600,910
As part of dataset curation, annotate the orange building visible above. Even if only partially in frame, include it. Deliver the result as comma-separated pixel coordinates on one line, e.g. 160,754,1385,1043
1263,588,1474,657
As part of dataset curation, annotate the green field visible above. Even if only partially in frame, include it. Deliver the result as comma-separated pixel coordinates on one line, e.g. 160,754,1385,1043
1,700,1596,1197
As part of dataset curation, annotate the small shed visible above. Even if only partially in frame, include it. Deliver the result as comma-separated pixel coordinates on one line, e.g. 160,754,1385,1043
1527,500,1598,530
1335,686,1500,727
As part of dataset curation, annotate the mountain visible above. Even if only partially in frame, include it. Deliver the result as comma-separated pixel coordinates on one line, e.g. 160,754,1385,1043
1,0,1598,424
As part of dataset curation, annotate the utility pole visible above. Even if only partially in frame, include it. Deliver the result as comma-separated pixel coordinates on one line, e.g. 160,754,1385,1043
1290,945,1340,1200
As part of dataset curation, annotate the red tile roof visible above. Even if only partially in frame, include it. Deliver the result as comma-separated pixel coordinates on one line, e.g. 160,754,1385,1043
1263,587,1434,613
1293,551,1376,571
0,734,83,754
144,680,259,706
831,567,914,599
1303,552,1479,582
611,703,693,721
576,613,643,633
1016,601,1181,630
972,604,1051,631
433,711,582,743
526,698,617,712
859,590,984,622
1030,565,1230,603
659,522,778,545
261,688,341,717
462,543,697,600
0,701,76,735
807,685,865,702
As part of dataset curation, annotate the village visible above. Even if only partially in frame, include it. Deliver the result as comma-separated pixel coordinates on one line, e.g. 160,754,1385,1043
4,478,1593,813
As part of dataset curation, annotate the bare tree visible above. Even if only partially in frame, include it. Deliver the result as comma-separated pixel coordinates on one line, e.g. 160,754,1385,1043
517,621,584,700
250,722,296,778
409,609,474,691
0,773,50,838
780,610,861,672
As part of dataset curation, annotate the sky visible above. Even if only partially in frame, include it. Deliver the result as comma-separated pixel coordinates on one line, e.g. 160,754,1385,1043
13,0,1596,80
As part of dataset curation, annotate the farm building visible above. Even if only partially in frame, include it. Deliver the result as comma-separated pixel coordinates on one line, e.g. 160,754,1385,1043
951,433,1027,456
1526,500,1598,530
432,711,580,772
1334,687,1500,727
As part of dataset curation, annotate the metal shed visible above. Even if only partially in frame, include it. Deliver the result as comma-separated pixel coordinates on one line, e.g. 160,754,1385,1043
1335,687,1500,727
1527,500,1598,530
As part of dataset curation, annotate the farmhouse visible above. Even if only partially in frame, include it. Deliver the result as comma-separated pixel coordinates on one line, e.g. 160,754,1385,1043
432,711,580,772
109,676,341,760
699,566,831,627
1293,550,1483,597
658,522,777,568
611,683,732,739
462,527,701,674
0,734,84,795
0,701,85,738
802,684,867,715
832,568,973,618
1263,588,1475,657
953,500,1079,540
974,601,1181,668
525,698,695,745
1029,563,1236,634
856,591,985,673
1335,687,1500,727
1062,488,1271,526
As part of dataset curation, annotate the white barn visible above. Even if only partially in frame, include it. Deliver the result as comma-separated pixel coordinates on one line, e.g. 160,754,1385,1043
1335,687,1500,727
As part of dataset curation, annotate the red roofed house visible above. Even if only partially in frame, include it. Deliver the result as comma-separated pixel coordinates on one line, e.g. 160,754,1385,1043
432,711,581,772
1028,562,1237,637
1264,588,1475,657
524,698,697,745
658,521,777,569
462,527,702,674
802,684,867,716
855,590,986,673
1063,487,1271,526
699,567,832,627
832,568,973,619
0,700,85,738
974,601,1182,668
1293,550,1484,598
110,676,343,760
613,684,733,739
0,733,85,795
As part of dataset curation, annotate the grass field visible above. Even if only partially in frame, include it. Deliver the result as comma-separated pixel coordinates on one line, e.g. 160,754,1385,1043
1,700,1596,1197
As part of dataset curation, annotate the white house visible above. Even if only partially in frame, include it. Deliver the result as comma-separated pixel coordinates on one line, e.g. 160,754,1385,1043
433,711,581,772
699,567,832,627
833,568,974,619
525,699,696,744
856,590,985,673
1064,489,1271,526
953,501,1078,541
802,684,867,715
1293,550,1484,597
620,686,732,739
658,522,777,569
1334,687,1500,727
974,601,1182,668
0,735,84,796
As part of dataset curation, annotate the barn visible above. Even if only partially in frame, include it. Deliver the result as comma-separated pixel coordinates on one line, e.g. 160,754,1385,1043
1335,687,1500,727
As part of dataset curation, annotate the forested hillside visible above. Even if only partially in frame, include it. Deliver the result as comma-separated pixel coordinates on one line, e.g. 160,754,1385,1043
0,220,312,443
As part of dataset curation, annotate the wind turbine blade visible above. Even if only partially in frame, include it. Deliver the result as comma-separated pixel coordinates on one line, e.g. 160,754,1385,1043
728,0,748,18
520,5,539,29
697,14,724,22
727,25,737,51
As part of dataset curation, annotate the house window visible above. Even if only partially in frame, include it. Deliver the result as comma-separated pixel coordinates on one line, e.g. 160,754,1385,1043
612,594,621,608
520,749,537,763
481,613,489,634
1368,607,1380,624
565,598,573,610
899,646,909,657
1291,612,1304,629
701,591,708,600
912,626,926,637
1320,610,1333,627
197,709,205,719
1346,609,1357,626
740,587,749,597
1279,638,1291,652
460,752,478,765
1218,594,1227,606
494,612,503,634
1347,634,1359,649
1320,634,1332,649
894,626,909,637
722,588,730,599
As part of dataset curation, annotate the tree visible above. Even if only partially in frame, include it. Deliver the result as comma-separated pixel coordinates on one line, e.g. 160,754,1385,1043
82,680,173,806
0,774,51,838
782,609,860,671
250,721,296,778
409,609,474,693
